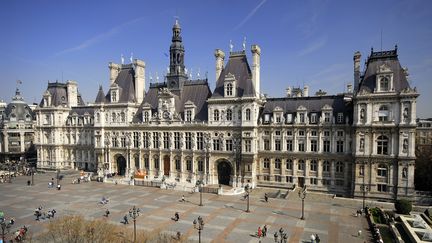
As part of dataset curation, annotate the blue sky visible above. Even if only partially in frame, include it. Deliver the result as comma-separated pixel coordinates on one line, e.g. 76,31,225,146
1,0,431,117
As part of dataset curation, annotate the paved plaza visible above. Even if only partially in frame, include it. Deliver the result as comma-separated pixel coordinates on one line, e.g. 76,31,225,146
0,171,373,242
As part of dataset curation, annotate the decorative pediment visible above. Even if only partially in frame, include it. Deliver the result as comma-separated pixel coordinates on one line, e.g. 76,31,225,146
184,100,196,108
297,105,307,111
321,104,332,110
378,64,391,73
142,102,152,109
273,106,283,112
224,72,236,81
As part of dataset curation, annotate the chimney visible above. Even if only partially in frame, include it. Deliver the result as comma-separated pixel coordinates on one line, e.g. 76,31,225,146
214,49,225,82
108,62,121,85
133,59,146,104
286,87,292,97
303,85,309,97
251,45,261,97
66,80,78,107
353,51,361,92
347,83,353,93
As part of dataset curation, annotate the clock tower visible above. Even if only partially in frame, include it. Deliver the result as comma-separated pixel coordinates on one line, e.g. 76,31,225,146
167,19,188,92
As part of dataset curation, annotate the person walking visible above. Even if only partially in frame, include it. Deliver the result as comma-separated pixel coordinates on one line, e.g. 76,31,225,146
315,234,320,243
257,226,262,239
104,209,110,217
123,215,129,224
181,195,185,202
264,193,269,203
263,225,267,237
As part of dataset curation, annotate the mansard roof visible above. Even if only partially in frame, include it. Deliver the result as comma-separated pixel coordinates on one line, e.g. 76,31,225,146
134,79,211,122
358,46,410,93
106,64,136,103
211,51,255,98
4,89,35,121
262,95,349,114
69,106,94,116
39,81,85,107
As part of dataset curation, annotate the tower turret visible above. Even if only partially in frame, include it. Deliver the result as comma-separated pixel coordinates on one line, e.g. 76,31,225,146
167,19,187,91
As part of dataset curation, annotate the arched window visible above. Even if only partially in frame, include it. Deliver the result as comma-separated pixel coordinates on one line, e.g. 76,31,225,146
226,83,233,96
380,77,389,91
298,160,305,170
323,160,330,172
226,109,232,121
377,135,389,155
378,106,389,121
214,110,219,121
310,160,317,171
377,164,387,177
246,108,251,121
275,158,281,169
286,159,292,170
336,161,344,173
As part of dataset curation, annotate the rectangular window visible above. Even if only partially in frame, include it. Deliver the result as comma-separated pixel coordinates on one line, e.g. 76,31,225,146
286,140,293,151
144,157,149,169
324,112,331,122
286,176,293,183
263,159,270,169
275,139,281,151
264,139,270,150
275,130,281,136
197,132,203,150
337,131,344,137
299,130,305,136
324,131,330,137
275,175,282,182
298,140,305,152
310,113,317,123
198,160,204,172
286,114,292,123
337,113,344,123
310,178,317,185
323,140,330,152
175,159,181,171
377,184,387,192
133,132,139,148
311,130,317,136
226,139,233,151
244,140,251,152
322,179,331,185
154,158,159,169
311,140,318,152
185,132,192,150
213,139,221,151
299,113,305,123
286,130,293,136
186,160,192,171
186,110,192,121
275,160,281,169
153,132,159,149
174,132,181,149
143,132,150,148
337,141,344,153
163,132,169,149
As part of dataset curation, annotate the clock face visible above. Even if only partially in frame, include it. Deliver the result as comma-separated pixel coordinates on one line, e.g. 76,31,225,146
163,111,170,119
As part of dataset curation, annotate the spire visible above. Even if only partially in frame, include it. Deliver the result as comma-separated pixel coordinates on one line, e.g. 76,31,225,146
167,18,187,90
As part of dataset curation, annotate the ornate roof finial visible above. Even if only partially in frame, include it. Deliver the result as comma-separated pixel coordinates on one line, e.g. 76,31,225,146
229,40,233,52
242,37,246,51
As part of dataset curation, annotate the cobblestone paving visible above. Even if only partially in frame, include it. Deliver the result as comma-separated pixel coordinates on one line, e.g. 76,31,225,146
0,172,374,242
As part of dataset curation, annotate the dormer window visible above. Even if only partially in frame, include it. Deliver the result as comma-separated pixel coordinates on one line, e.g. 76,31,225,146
324,112,330,122
186,110,192,121
264,114,270,123
143,111,149,122
380,76,389,91
245,108,251,121
286,113,292,123
224,72,236,97
337,113,344,123
226,83,233,96
299,113,305,123
310,113,317,123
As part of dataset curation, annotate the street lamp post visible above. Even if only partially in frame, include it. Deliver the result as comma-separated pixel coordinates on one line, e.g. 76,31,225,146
197,180,203,206
193,216,204,243
0,217,15,242
244,184,250,213
128,206,140,243
31,167,34,186
298,185,307,220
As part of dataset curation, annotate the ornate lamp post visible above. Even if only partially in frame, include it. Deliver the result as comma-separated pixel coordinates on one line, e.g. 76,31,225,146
298,185,307,220
128,206,140,243
0,217,15,242
196,180,204,206
204,133,210,184
244,184,251,213
193,216,204,243
31,166,35,186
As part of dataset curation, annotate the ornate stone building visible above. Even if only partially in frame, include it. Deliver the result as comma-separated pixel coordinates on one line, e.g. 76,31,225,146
0,89,36,164
34,21,419,200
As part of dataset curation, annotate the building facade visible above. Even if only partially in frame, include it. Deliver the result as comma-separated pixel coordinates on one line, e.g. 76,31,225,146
0,89,36,164
34,21,419,200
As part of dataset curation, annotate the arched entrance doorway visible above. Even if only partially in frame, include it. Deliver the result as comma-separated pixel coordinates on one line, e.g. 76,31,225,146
217,161,232,185
163,155,170,176
116,155,126,176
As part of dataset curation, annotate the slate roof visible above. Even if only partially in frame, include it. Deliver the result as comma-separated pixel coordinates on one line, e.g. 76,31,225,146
106,65,137,103
69,106,94,116
39,82,85,107
4,89,35,121
211,51,255,98
95,85,107,103
135,79,211,122
358,47,410,93
261,95,352,124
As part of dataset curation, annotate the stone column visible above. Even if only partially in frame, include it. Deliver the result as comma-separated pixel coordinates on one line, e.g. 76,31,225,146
292,158,298,185
4,132,8,152
317,159,323,186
